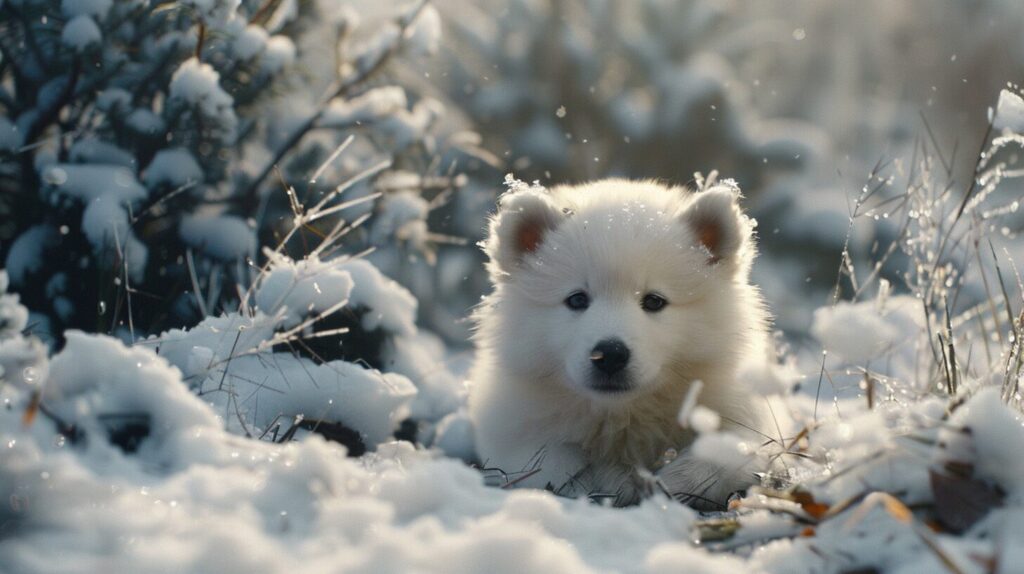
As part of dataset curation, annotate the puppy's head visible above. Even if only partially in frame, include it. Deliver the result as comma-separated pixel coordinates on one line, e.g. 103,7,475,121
483,179,755,404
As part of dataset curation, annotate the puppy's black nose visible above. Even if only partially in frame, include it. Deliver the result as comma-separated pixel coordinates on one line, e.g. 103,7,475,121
590,339,630,375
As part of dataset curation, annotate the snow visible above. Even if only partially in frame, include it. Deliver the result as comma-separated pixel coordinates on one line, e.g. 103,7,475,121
0,272,27,335
4,225,59,285
42,164,147,203
80,192,129,246
61,0,111,20
739,358,798,396
179,213,255,261
95,88,131,112
431,409,476,461
80,194,149,282
148,300,419,448
370,190,431,255
0,116,22,152
353,24,401,75
254,252,355,329
994,89,1024,133
144,148,203,189
158,317,417,445
0,334,47,390
810,295,925,365
45,274,73,323
126,109,167,135
946,387,1024,493
321,86,409,128
689,405,721,433
168,58,238,139
204,351,416,446
0,390,699,573
261,36,296,73
378,330,464,423
232,25,269,60
378,98,445,150
0,277,47,390
407,5,442,57
49,331,221,437
691,430,753,469
645,542,746,573
676,379,704,428
2,319,695,572
61,15,101,51
337,258,417,336
69,138,135,169
39,164,150,284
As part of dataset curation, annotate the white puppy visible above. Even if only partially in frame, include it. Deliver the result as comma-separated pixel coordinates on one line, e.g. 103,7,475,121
469,179,771,509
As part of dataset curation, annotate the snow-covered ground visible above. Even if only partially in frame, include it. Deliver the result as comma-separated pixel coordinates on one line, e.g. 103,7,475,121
3,239,1024,573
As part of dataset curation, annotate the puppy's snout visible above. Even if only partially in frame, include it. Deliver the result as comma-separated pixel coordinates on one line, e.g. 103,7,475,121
590,339,630,375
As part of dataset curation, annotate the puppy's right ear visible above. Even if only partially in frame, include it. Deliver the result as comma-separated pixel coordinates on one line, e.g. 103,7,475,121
485,189,564,278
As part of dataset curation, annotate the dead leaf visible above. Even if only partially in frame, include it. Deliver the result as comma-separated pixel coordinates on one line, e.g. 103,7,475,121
792,490,831,520
929,467,1004,534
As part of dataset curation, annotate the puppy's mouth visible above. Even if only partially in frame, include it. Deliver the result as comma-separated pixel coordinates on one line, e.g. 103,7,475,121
587,374,633,395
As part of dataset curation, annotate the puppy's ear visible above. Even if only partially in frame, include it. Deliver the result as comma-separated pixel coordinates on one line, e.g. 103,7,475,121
681,185,750,265
485,189,564,278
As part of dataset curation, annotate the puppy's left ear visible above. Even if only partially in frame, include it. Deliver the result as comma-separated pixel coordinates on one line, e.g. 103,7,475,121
485,189,565,278
681,185,751,265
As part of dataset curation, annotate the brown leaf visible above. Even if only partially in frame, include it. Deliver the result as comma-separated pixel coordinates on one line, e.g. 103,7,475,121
792,490,831,520
929,468,1004,534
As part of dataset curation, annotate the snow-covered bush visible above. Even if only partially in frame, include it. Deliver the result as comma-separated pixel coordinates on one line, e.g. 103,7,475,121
0,0,476,344
143,241,465,450
0,0,476,488
436,0,827,187
1,164,467,464
680,88,1024,571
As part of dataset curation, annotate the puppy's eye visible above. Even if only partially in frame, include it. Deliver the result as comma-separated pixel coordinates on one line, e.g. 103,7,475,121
565,291,590,311
641,293,668,312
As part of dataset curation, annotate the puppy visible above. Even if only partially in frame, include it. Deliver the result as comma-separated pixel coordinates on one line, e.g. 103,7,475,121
469,179,770,508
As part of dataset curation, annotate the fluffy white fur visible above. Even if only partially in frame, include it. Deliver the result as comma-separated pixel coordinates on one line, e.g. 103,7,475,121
469,179,771,509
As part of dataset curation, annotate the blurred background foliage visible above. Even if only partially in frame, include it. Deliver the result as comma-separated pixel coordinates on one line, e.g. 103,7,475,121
2,0,1023,350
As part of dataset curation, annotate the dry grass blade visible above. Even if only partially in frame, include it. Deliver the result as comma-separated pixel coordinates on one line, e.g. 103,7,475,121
501,467,543,489
185,248,209,317
307,190,384,225
308,159,391,218
309,135,355,185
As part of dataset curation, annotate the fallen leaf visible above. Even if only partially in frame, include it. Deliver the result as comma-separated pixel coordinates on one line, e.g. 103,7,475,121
929,467,1004,534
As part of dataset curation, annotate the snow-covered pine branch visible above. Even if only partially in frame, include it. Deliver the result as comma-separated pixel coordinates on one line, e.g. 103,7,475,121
0,0,469,346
